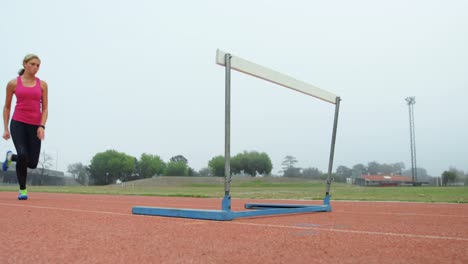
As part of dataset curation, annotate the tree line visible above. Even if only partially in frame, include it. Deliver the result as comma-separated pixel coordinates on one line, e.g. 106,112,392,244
68,150,197,185
66,149,467,186
67,149,274,185
441,168,467,186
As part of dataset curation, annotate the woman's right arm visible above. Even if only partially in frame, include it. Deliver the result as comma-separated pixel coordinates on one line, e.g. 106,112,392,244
3,80,15,140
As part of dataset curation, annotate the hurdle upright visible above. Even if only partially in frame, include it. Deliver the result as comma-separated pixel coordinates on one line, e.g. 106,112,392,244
132,49,341,221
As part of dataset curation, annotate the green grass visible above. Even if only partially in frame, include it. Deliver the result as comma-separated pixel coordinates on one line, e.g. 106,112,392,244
1,178,467,203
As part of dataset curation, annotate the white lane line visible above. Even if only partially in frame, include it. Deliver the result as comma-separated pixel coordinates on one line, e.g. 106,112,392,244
4,200,465,219
227,221,468,242
2,201,467,220
333,210,468,218
0,202,131,216
2,202,468,242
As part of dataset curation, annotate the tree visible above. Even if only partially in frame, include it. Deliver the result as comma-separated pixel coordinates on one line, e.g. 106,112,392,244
302,167,323,179
251,151,273,176
283,167,302,178
281,155,302,178
36,151,53,185
208,156,225,177
367,161,379,175
448,167,464,178
88,150,135,185
67,162,89,185
231,151,273,177
379,163,395,175
352,163,367,178
198,167,211,176
281,155,298,172
441,171,457,186
170,155,188,165
336,165,352,179
352,162,406,177
403,167,429,179
137,153,166,178
165,161,188,176
187,167,198,176
392,162,405,175
440,167,464,186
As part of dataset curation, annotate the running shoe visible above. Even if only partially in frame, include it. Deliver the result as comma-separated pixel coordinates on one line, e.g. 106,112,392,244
18,189,28,200
2,150,13,171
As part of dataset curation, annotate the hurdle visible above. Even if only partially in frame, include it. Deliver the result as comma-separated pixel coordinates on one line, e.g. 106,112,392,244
132,49,341,220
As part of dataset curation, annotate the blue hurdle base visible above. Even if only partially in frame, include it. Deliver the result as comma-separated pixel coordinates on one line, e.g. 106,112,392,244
132,195,331,221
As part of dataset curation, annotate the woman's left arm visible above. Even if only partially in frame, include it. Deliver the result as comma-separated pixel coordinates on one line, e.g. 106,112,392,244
37,80,48,140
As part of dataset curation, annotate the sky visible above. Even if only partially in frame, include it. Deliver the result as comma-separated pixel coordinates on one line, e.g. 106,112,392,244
1,0,467,177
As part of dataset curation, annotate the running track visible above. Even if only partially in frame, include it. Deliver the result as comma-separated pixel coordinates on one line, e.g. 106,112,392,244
1,192,467,263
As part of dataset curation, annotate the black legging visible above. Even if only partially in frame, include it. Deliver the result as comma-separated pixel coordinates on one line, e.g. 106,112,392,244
10,120,41,190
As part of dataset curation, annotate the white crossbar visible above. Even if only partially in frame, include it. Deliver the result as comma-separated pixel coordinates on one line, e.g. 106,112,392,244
216,49,337,104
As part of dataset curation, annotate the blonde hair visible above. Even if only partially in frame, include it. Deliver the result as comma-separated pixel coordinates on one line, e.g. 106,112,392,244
18,54,41,76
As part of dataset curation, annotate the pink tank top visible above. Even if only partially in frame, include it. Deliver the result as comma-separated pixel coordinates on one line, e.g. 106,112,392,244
12,76,43,125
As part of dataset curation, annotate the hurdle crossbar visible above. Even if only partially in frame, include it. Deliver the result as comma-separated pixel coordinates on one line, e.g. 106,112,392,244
132,50,341,220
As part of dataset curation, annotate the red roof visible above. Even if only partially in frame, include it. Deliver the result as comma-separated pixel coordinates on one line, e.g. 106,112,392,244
361,175,412,182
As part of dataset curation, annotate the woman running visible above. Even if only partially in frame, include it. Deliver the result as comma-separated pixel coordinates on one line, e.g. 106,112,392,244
3,54,49,200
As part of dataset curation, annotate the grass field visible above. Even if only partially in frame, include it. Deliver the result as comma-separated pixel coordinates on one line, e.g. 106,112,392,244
1,176,467,203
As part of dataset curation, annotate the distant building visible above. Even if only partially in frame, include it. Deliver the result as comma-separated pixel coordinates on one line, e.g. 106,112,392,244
0,162,80,186
355,174,413,186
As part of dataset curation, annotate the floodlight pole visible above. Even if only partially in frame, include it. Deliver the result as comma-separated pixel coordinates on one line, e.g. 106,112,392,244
222,53,232,211
325,97,341,199
405,97,417,185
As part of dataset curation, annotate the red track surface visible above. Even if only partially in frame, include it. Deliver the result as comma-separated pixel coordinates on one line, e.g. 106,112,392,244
1,192,467,263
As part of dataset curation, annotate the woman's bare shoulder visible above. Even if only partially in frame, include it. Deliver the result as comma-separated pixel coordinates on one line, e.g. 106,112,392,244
5,79,17,93
40,79,48,89
7,78,17,86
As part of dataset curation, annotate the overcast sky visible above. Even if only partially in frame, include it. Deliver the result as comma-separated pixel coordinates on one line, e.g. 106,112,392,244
1,0,467,176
